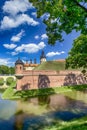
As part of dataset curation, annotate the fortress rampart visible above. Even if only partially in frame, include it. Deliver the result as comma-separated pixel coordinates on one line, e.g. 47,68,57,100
15,70,87,90
15,56,87,90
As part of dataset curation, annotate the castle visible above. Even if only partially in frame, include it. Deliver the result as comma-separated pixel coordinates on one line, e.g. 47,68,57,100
15,51,87,90
22,50,46,71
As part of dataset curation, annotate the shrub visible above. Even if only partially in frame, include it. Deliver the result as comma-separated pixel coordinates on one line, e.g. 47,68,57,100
6,77,14,86
0,78,4,86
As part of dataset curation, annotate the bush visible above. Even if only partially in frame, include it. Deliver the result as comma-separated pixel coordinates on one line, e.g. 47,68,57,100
0,78,4,86
6,77,14,86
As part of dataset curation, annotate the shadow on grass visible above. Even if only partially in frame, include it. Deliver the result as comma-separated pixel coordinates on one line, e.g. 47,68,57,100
15,87,55,99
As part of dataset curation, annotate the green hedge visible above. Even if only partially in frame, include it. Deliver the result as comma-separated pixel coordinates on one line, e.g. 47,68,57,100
0,78,4,86
6,77,14,86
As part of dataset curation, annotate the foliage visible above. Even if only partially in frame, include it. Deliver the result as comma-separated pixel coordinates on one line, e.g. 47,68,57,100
9,67,15,74
0,88,6,93
29,0,87,44
2,82,87,99
6,77,14,86
8,84,87,99
15,87,55,99
0,65,15,75
66,34,87,71
0,78,4,86
0,65,10,74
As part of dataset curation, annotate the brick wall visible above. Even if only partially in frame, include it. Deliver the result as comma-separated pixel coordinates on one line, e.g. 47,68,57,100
16,70,87,90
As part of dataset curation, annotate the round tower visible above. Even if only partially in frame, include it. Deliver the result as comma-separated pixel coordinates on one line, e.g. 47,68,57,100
40,51,46,64
15,58,24,75
15,58,24,90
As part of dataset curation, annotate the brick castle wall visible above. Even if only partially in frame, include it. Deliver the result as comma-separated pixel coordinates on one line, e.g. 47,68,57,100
16,70,87,90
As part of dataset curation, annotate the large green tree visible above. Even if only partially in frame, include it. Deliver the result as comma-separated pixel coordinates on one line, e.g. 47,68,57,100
0,65,9,74
66,34,87,70
29,0,87,44
0,65,15,75
9,67,15,74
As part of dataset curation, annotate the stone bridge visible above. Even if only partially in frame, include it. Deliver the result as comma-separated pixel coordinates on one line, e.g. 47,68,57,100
0,75,16,88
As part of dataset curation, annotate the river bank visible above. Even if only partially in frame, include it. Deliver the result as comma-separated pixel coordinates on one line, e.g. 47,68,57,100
2,84,87,100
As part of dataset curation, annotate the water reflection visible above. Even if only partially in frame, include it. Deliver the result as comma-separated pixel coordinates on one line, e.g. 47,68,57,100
0,91,87,130
0,93,1,98
0,99,16,120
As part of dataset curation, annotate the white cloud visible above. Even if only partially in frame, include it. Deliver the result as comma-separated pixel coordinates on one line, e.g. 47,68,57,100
31,12,37,17
1,14,39,30
11,52,18,56
3,0,33,16
15,42,46,53
0,0,39,30
0,58,12,66
35,35,39,39
46,51,65,57
41,34,48,40
11,30,25,42
38,42,46,49
3,43,17,49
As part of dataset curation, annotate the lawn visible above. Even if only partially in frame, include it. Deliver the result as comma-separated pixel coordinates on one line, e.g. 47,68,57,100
2,84,87,99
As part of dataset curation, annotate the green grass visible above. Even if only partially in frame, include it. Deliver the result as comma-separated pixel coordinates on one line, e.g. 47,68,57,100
2,85,71,99
34,61,81,71
34,61,66,70
10,84,87,99
2,81,16,99
2,84,87,99
15,87,55,99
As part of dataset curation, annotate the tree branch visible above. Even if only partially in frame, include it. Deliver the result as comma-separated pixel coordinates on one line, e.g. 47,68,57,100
74,0,87,12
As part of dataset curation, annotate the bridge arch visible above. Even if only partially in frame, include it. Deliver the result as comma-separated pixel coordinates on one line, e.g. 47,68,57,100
0,75,16,88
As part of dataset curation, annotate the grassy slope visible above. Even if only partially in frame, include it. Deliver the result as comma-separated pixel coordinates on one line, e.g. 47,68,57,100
2,81,16,99
34,61,80,71
34,61,66,70
13,84,87,99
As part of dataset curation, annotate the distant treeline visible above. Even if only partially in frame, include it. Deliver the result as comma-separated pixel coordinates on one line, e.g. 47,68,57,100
0,65,15,74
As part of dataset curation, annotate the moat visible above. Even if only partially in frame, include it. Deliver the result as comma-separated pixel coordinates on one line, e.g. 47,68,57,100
0,91,87,130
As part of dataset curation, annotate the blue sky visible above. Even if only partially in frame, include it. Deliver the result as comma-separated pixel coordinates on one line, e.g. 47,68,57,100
0,0,80,66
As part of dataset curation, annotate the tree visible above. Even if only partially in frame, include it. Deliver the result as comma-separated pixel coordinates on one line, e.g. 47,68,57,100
9,67,15,74
66,34,87,71
0,65,15,75
0,65,10,74
6,77,14,86
29,0,87,44
0,78,4,86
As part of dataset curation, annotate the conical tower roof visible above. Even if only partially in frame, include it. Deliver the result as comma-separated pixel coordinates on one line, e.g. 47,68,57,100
40,50,46,59
15,58,24,65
